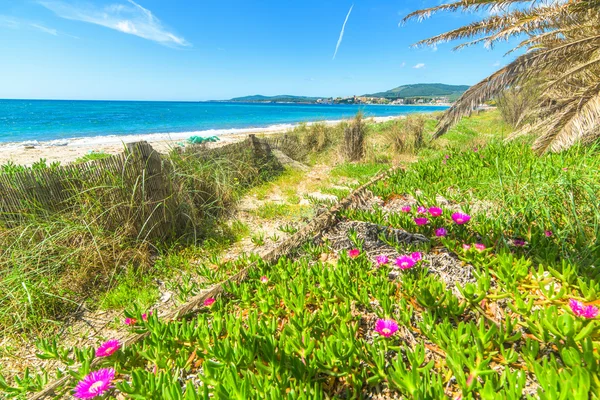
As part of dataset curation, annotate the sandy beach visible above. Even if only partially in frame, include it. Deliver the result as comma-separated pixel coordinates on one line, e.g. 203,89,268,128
0,116,404,166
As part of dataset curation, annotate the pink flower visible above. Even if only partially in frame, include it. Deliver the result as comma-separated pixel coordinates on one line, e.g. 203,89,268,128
95,340,121,358
442,160,447,165
204,297,216,307
260,276,269,284
395,255,416,270
411,252,422,262
124,317,136,326
141,311,152,321
401,206,411,213
435,227,447,237
462,244,471,251
569,299,599,319
452,213,471,225
417,206,427,214
428,207,443,217
445,155,450,159
375,319,399,338
474,243,486,252
348,249,361,258
74,368,115,399
376,255,389,266
513,239,526,247
544,231,553,237
414,217,429,226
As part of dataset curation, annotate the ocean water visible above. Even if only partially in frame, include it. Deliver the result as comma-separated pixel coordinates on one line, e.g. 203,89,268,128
0,100,449,145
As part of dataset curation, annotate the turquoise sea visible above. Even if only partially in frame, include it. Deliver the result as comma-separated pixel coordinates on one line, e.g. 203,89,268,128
0,100,449,144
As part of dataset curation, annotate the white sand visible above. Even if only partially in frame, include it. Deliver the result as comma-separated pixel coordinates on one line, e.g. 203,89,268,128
0,116,404,166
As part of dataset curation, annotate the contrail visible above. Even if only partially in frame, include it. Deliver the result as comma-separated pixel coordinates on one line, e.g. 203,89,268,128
333,4,353,60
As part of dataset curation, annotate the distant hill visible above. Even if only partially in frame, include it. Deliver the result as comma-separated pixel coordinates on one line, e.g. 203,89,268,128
365,83,470,100
228,95,322,103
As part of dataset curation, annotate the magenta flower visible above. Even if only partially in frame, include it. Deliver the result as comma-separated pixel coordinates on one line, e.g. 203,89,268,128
375,319,399,338
452,213,471,225
124,317,136,326
411,252,422,262
74,368,115,399
474,243,486,252
260,276,269,284
141,311,152,321
401,206,411,213
414,217,429,226
428,207,443,217
544,230,553,237
376,255,389,266
95,340,120,358
442,159,447,165
435,227,447,237
395,255,416,270
462,244,471,251
417,206,427,214
569,299,599,319
348,249,361,258
513,239,526,247
204,297,216,307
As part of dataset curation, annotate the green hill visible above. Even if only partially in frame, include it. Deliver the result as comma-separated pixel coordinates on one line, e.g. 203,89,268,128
365,83,469,100
229,95,322,103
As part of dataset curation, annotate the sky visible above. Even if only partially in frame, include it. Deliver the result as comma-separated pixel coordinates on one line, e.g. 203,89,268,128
0,0,518,101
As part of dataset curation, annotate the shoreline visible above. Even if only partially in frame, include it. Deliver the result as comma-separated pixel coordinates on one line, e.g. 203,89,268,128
0,115,406,166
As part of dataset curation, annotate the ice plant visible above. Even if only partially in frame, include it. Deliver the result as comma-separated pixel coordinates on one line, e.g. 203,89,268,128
569,299,599,319
401,206,411,213
411,252,422,262
545,230,553,237
428,207,443,217
414,217,429,226
462,244,472,251
435,227,447,237
124,317,136,326
513,239,526,247
260,276,269,284
395,255,416,270
417,206,427,214
74,368,115,399
95,340,121,358
452,213,471,225
474,243,486,252
348,249,361,258
376,255,389,266
204,297,216,307
375,319,399,337
141,311,152,321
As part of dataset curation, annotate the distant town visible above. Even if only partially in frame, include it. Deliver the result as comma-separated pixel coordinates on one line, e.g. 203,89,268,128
224,83,469,106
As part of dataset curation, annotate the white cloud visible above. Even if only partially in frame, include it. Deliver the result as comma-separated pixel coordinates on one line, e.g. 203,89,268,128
413,63,425,69
333,4,354,60
38,0,190,47
0,15,60,36
0,15,20,29
493,61,501,67
30,23,58,36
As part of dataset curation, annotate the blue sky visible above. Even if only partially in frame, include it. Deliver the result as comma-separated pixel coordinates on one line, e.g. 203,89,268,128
0,0,516,101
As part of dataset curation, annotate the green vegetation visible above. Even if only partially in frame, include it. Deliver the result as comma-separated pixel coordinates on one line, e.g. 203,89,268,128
365,83,470,101
4,109,600,399
404,0,600,153
227,95,321,103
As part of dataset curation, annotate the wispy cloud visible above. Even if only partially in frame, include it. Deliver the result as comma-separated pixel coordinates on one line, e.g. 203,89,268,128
30,23,58,36
413,63,425,69
38,0,190,47
400,62,406,67
0,15,20,29
0,14,60,36
333,4,353,60
493,61,501,67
